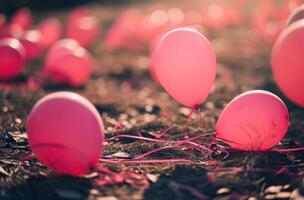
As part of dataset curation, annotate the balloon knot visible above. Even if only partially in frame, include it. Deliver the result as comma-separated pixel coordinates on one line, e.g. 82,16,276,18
194,104,200,110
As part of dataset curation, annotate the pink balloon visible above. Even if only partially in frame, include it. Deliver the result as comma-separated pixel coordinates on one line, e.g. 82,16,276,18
105,10,144,51
66,16,99,47
18,29,42,60
285,5,304,26
10,8,32,31
0,27,13,39
272,20,304,107
45,39,80,67
152,28,216,107
251,1,286,43
216,90,289,151
0,38,25,80
0,25,23,39
202,4,228,29
45,40,94,86
38,18,62,49
27,91,104,176
68,6,90,22
46,49,93,87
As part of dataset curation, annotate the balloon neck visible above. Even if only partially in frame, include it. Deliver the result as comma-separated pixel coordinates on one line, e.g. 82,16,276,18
193,104,200,110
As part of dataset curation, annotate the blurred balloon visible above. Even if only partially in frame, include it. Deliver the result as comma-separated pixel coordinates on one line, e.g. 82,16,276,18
202,3,228,29
68,6,90,22
0,38,25,80
0,25,23,39
46,39,80,66
272,19,304,107
38,18,62,49
9,8,32,31
66,8,99,47
27,91,104,176
45,39,94,86
216,90,289,151
18,29,42,60
152,28,216,107
105,10,143,51
251,1,287,43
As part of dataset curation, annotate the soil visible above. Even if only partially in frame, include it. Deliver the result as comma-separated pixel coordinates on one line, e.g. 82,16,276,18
1,1,304,200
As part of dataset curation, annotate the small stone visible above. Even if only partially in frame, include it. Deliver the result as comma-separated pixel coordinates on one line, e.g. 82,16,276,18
283,184,290,190
265,194,276,199
23,161,30,166
290,189,304,200
145,105,153,113
14,118,22,124
145,104,160,114
275,192,291,199
205,102,215,109
104,152,133,159
178,107,192,117
96,196,118,200
265,185,283,194
146,173,159,183
217,187,230,194
84,172,99,179
2,107,8,112
89,189,99,195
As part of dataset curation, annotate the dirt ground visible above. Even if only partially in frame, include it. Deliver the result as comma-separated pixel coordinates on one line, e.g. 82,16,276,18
1,1,304,200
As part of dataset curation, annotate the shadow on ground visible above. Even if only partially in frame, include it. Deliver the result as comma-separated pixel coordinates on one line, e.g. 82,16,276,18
3,175,92,200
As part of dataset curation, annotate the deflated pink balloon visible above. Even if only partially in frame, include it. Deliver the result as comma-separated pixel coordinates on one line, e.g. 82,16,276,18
272,20,304,107
285,5,304,26
216,90,289,151
10,8,32,31
66,16,99,47
152,28,216,107
19,29,42,60
45,39,94,86
38,18,62,49
27,91,104,176
0,38,25,80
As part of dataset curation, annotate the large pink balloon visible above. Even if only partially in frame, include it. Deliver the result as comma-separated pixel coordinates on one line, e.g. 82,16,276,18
285,4,304,26
0,38,25,80
216,90,289,151
152,28,216,107
27,91,104,176
272,19,304,107
38,18,62,49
